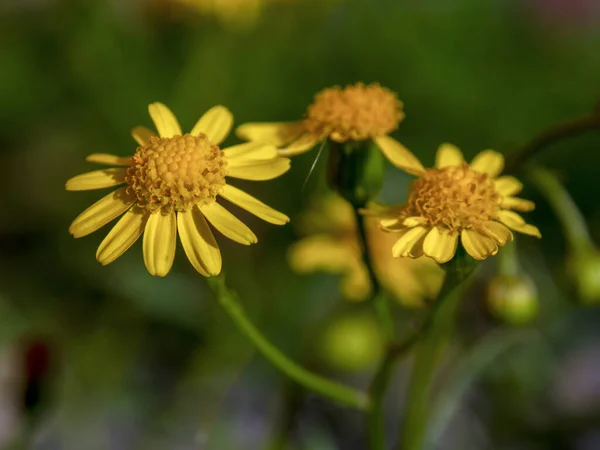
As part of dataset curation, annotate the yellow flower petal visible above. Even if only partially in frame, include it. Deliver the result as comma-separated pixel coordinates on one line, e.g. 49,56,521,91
341,262,371,302
494,176,523,196
373,135,426,176
177,208,222,276
143,210,177,277
470,150,505,178
96,207,148,265
403,216,428,227
236,121,304,147
190,105,233,146
461,229,498,260
392,226,429,258
435,143,464,168
423,227,459,263
497,211,542,238
148,102,182,138
222,142,279,161
481,221,514,245
279,133,320,157
65,168,127,191
199,202,257,245
85,154,133,166
131,126,157,146
226,158,291,180
501,197,536,212
380,218,403,231
220,185,289,225
68,187,134,238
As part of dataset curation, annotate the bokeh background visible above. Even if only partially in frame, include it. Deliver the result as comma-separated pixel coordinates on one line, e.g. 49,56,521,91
1,0,600,448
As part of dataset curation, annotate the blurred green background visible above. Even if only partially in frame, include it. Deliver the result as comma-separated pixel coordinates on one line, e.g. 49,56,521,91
1,0,600,448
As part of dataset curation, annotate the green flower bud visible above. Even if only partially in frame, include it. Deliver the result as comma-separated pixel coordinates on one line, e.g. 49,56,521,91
567,249,600,304
487,275,539,325
319,312,384,372
326,139,385,208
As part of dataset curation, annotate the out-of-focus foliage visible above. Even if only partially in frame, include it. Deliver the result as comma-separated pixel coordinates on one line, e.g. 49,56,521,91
1,0,600,448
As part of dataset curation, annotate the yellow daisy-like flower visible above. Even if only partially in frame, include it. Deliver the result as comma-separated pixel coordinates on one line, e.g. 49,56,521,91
373,144,541,263
288,195,444,307
66,103,290,277
236,82,420,169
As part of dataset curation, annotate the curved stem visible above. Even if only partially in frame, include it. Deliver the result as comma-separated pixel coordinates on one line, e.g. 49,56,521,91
353,208,394,339
505,114,600,173
528,166,592,253
206,275,369,411
398,255,477,450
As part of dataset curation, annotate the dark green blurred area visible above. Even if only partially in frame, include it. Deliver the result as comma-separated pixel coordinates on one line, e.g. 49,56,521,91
1,0,600,448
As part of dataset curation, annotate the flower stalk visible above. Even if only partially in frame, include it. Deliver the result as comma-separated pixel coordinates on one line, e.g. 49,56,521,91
207,274,370,410
398,250,477,450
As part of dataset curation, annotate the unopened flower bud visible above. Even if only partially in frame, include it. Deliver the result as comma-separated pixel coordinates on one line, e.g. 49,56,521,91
326,140,385,208
318,312,384,372
487,275,539,325
567,249,600,304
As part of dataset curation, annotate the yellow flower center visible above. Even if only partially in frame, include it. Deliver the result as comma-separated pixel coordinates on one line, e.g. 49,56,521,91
126,133,228,212
404,164,501,231
304,83,404,142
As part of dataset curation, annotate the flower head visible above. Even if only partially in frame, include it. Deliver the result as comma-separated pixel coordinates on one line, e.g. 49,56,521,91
236,82,420,168
370,144,541,263
288,195,443,306
66,103,290,277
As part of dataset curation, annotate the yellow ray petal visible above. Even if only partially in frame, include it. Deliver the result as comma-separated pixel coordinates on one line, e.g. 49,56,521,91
236,121,304,146
148,102,181,138
435,143,464,168
143,210,177,277
494,176,523,196
199,202,257,245
403,216,428,227
65,168,127,191
481,221,514,245
373,135,426,176
85,154,133,166
392,226,429,258
222,142,279,161
131,126,157,146
497,211,542,238
461,229,498,260
380,218,404,231
423,227,459,263
68,187,134,238
177,208,222,276
279,133,320,157
96,207,148,265
190,106,233,145
470,150,505,178
220,185,289,225
341,262,372,302
226,158,291,180
501,197,536,212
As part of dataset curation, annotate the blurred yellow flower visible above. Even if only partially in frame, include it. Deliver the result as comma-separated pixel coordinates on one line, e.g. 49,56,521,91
174,0,264,28
288,195,444,307
370,144,541,263
66,103,290,277
236,82,420,168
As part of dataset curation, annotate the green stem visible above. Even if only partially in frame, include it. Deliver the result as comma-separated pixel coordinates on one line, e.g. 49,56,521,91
206,275,369,410
498,240,520,277
367,351,396,450
398,255,477,450
528,166,592,253
505,114,600,173
353,208,395,340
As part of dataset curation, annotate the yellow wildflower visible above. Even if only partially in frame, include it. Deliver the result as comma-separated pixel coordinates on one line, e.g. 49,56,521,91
174,0,264,28
288,195,443,307
236,83,420,169
66,103,290,277
371,144,541,263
